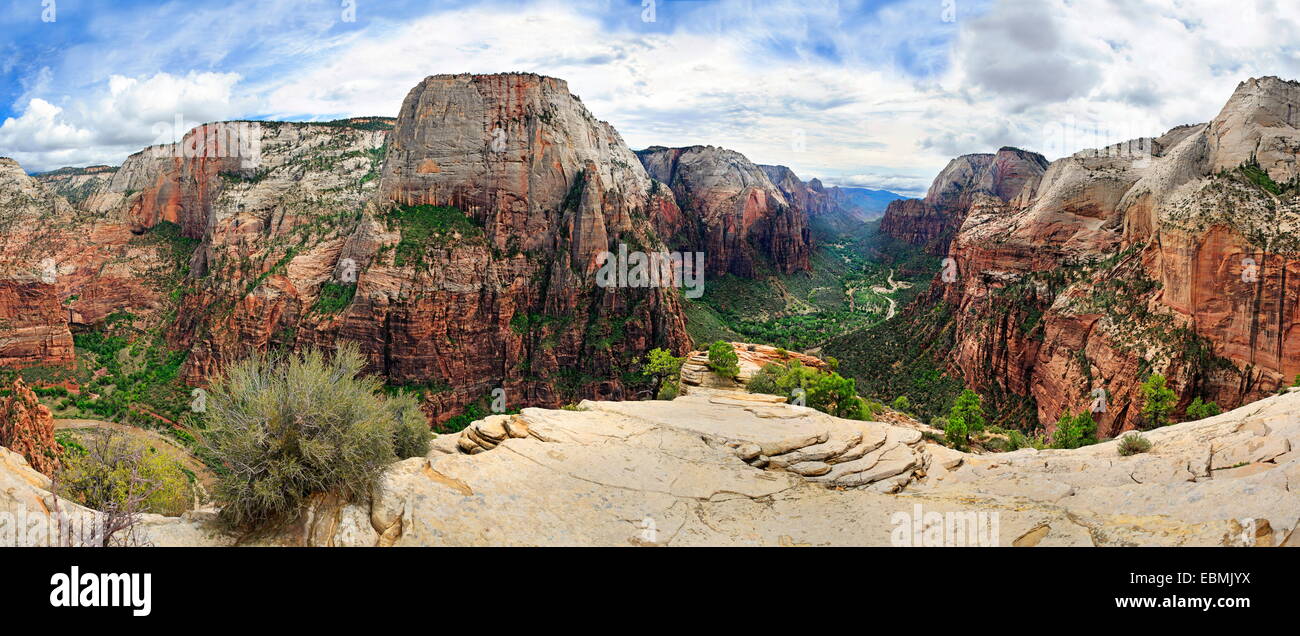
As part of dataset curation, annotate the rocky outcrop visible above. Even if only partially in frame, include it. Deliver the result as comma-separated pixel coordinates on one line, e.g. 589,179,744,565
637,146,812,276
679,341,827,390
0,378,60,476
759,166,886,235
880,147,1048,252
32,165,118,209
0,74,695,422
913,76,1300,435
161,75,689,420
5,383,1296,546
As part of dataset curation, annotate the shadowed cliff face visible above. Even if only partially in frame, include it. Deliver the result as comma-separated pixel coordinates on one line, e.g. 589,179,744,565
888,77,1300,435
637,145,812,277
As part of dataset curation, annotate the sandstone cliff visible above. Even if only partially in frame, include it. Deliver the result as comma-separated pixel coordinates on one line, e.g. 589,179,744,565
3,74,693,422
0,377,60,476
880,147,1048,252
637,145,812,276
895,77,1300,435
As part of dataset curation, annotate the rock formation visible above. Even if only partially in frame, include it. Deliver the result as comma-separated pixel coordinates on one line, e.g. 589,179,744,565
882,77,1300,435
759,165,889,234
879,147,1049,252
0,74,694,422
637,145,812,276
0,378,60,476
3,378,1296,546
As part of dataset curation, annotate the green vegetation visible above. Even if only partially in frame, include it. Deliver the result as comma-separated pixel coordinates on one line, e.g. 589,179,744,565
890,395,911,413
312,282,357,314
706,341,740,379
943,389,986,451
1185,397,1222,421
746,360,880,420
683,220,936,350
384,204,485,267
639,348,685,400
203,344,431,527
57,430,192,517
1117,432,1152,457
1050,410,1098,449
1139,373,1177,429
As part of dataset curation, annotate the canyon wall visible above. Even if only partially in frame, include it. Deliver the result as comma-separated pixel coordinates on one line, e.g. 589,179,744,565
3,74,694,422
637,145,812,276
888,77,1300,435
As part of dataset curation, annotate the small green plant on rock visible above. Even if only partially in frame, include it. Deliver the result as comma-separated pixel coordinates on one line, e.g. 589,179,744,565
1184,396,1221,421
707,341,740,379
204,343,431,528
1117,432,1152,456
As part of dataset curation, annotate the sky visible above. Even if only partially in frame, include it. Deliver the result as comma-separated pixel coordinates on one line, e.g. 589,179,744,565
1,0,1298,196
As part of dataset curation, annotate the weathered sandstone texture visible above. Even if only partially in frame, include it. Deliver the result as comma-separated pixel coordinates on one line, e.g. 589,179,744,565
3,383,1296,546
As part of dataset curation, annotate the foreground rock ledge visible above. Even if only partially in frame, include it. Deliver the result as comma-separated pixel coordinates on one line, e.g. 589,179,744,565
3,388,1297,547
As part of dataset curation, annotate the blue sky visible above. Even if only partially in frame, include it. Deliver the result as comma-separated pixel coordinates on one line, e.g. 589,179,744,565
2,0,1298,194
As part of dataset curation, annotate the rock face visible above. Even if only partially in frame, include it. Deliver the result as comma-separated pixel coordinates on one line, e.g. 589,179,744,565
1,74,692,422
0,157,174,368
5,382,1296,546
760,165,884,234
880,147,1049,252
0,378,60,476
893,77,1300,435
637,146,812,276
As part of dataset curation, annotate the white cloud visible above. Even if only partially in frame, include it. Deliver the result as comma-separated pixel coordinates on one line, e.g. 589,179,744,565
4,0,1299,192
0,71,250,172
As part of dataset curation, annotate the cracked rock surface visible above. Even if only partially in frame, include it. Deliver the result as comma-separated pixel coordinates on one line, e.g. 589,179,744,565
3,388,1298,546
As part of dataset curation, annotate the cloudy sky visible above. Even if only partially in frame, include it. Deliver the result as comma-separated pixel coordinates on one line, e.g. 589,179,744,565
1,0,1297,195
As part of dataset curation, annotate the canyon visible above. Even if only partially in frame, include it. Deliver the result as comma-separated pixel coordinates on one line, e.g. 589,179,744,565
0,74,844,422
877,76,1300,436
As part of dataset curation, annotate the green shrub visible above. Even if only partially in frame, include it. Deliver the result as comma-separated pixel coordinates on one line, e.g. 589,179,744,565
746,361,872,420
707,341,740,379
204,343,431,528
1139,373,1176,429
1117,432,1152,456
1051,410,1098,449
891,395,911,413
944,417,969,451
57,431,192,517
313,282,357,314
944,389,986,448
640,347,684,399
1185,397,1221,421
746,363,785,395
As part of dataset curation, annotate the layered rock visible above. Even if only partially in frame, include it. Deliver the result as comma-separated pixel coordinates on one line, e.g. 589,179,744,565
880,147,1048,252
32,165,118,209
4,382,1295,546
163,75,688,419
909,76,1300,435
637,146,812,276
0,157,172,367
0,74,694,423
0,378,60,476
759,165,891,235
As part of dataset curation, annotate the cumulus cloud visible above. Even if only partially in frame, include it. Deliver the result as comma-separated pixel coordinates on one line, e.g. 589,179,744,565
0,71,250,171
3,0,1299,192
